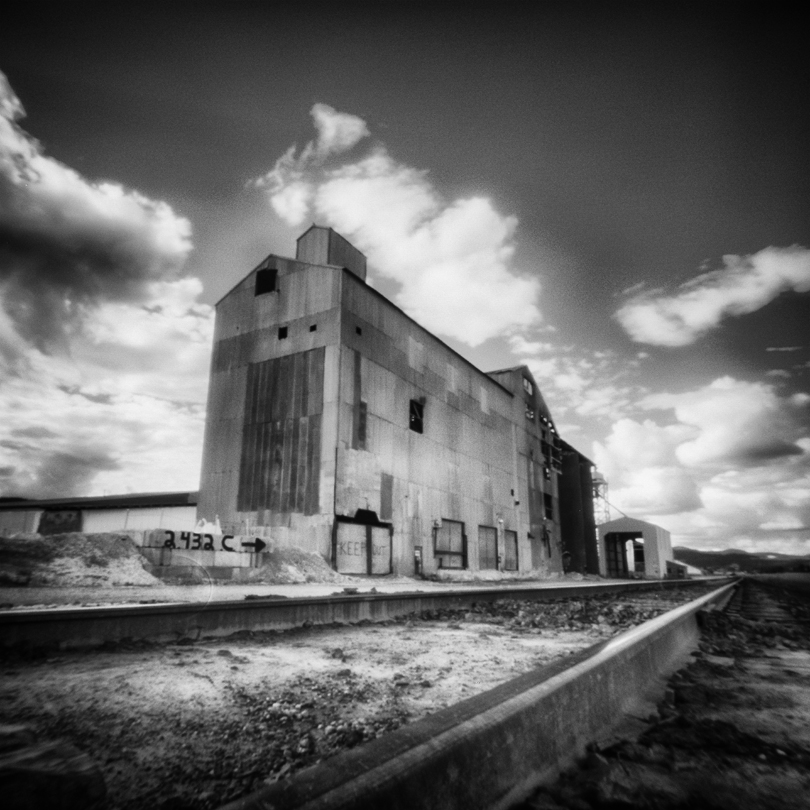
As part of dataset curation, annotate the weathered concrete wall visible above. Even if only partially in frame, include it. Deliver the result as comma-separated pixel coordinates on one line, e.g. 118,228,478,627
197,255,342,551
198,232,568,578
338,274,564,577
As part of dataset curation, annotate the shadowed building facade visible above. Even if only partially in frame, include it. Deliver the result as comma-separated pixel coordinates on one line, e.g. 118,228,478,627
197,226,594,577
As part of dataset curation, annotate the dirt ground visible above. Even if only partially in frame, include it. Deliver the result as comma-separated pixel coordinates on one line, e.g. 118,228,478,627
0,530,613,610
518,582,810,810
0,587,714,810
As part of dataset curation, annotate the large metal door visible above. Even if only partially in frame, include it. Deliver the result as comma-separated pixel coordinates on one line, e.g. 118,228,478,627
605,533,629,578
335,522,392,575
478,525,498,570
369,526,392,574
503,529,518,571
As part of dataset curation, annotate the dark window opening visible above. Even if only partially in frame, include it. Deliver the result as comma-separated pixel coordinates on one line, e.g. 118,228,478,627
355,326,363,336
543,465,551,481
278,326,288,339
544,493,554,521
357,401,367,449
542,524,552,556
435,519,466,569
409,399,424,433
309,324,317,332
255,268,277,296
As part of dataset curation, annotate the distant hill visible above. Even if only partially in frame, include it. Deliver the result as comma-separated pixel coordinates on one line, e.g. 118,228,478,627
674,547,810,573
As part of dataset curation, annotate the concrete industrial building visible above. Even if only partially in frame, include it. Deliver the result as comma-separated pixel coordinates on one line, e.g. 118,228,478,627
197,226,599,577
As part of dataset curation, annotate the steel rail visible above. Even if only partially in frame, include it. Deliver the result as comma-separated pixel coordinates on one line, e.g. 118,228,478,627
0,578,727,651
218,580,738,810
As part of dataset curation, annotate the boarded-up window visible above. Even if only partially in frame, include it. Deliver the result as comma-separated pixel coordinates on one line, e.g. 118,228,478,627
435,519,465,569
237,348,324,515
38,510,82,535
478,525,497,570
503,529,518,571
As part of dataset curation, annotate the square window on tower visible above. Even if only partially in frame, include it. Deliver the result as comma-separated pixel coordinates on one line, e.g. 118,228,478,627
255,268,278,295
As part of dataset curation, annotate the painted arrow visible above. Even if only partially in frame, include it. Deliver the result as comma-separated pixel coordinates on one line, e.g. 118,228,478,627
241,538,267,553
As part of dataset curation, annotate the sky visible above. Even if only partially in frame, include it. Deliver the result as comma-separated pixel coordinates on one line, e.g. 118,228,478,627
0,3,808,553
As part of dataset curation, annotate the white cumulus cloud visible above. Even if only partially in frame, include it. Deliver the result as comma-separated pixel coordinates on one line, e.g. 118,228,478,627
0,71,211,499
593,418,702,515
0,70,193,355
615,246,810,346
254,105,541,346
643,377,807,468
594,376,810,553
311,103,369,157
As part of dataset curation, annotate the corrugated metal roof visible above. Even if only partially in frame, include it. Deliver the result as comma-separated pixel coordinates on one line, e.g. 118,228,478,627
560,438,594,467
0,492,198,511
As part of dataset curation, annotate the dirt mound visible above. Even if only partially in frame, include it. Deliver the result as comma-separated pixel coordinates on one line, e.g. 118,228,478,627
0,533,160,588
241,547,355,584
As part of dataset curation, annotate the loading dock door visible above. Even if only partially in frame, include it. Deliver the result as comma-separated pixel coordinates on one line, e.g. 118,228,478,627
605,532,630,578
478,525,498,570
503,529,519,571
605,532,645,578
435,519,465,569
335,522,392,575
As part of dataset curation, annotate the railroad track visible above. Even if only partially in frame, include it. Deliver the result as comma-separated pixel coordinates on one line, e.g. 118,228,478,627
0,578,738,810
216,580,737,810
726,576,810,625
513,574,810,810
0,578,725,652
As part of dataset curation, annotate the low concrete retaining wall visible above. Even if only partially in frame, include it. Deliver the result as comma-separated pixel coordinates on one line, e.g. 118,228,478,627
219,582,737,810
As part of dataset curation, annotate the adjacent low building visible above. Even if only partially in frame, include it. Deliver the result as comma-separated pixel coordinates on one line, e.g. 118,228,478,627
0,492,198,537
597,515,674,579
